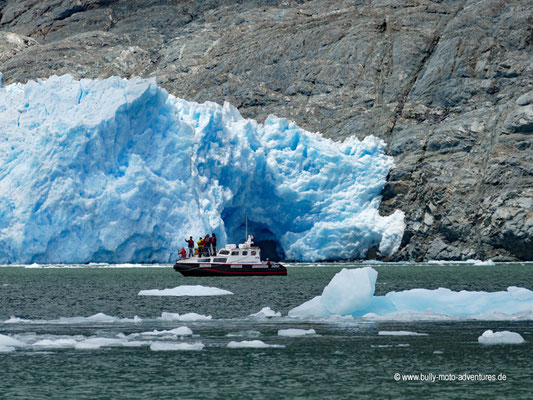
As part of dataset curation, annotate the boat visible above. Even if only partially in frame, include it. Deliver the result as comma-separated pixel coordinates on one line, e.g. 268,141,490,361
173,235,287,276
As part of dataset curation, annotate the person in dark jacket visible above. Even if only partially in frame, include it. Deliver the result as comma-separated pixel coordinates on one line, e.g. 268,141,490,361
204,234,211,256
185,236,194,257
211,233,217,255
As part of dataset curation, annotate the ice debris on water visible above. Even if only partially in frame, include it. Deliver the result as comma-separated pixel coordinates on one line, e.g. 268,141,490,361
277,328,316,337
288,267,533,320
0,74,404,263
477,330,525,345
138,285,233,296
249,307,281,318
226,340,285,349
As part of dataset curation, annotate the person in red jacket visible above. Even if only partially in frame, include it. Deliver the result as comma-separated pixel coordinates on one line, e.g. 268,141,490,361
178,247,187,259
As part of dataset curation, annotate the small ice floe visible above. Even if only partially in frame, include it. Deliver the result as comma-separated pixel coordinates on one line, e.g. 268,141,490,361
140,327,193,336
478,330,525,345
150,342,204,351
249,307,281,318
226,340,285,349
74,337,125,350
378,330,428,336
226,330,262,338
0,333,24,352
34,338,78,348
3,313,142,324
158,312,212,321
277,328,316,337
139,285,233,296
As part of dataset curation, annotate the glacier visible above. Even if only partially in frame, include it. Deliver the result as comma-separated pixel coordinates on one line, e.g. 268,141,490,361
0,74,404,263
288,267,533,320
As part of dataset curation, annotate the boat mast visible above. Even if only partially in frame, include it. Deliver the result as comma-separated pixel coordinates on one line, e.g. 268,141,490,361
245,211,248,241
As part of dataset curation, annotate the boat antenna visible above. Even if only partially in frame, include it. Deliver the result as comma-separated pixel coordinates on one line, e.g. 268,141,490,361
245,211,248,241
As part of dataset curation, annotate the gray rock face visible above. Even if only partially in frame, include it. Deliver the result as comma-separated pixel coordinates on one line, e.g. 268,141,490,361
1,0,532,260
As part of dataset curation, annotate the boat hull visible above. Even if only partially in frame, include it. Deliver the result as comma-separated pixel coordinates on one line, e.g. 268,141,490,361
173,262,287,276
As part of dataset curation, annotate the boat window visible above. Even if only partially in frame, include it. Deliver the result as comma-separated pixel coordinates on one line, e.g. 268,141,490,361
198,258,210,262
251,251,257,255
231,251,239,256
242,251,248,256
213,258,227,263
219,250,229,255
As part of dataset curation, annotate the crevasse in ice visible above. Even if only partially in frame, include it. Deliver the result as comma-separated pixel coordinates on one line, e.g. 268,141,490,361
0,75,404,263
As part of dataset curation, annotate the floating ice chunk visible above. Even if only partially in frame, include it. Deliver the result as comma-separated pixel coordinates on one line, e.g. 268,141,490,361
226,340,285,349
277,328,316,337
378,331,428,336
139,285,233,296
158,312,212,321
289,267,378,318
249,307,281,318
34,338,78,348
150,342,204,351
478,330,525,345
0,333,24,347
226,330,262,338
289,267,533,320
2,314,142,324
141,327,193,336
0,74,403,264
74,337,125,350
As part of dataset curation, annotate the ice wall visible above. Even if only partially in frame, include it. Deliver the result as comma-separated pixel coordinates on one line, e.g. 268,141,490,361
0,75,404,263
288,267,533,320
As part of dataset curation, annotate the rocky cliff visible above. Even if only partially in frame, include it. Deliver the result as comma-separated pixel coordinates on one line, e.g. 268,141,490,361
1,0,531,261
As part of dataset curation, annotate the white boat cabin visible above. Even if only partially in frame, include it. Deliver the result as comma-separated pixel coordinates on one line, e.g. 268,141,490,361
193,235,262,264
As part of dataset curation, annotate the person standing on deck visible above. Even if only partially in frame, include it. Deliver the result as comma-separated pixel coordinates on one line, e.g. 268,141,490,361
204,234,211,256
185,236,194,257
211,233,217,255
197,237,204,257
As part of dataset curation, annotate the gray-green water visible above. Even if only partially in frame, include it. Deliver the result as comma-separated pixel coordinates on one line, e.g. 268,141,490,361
1,263,532,399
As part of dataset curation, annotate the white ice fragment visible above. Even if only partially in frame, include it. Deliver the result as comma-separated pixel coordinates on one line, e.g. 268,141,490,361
141,327,193,336
249,307,281,318
378,331,428,336
158,312,212,321
139,285,233,296
226,340,285,349
478,330,525,345
277,328,316,337
150,342,204,351
0,333,24,347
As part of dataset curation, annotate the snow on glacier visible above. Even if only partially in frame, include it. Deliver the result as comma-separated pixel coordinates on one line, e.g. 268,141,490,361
288,267,533,320
0,74,404,263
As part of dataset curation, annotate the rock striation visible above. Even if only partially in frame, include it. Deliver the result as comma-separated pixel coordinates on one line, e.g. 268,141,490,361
1,0,531,260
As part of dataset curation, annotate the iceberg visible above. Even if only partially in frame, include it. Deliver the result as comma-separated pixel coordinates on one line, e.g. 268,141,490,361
289,267,533,320
0,74,403,263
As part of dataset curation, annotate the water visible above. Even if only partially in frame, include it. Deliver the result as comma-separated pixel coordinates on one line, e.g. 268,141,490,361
1,263,532,399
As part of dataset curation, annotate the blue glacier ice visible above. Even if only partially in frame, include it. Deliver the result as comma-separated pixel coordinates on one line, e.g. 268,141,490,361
288,267,533,320
0,75,404,263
